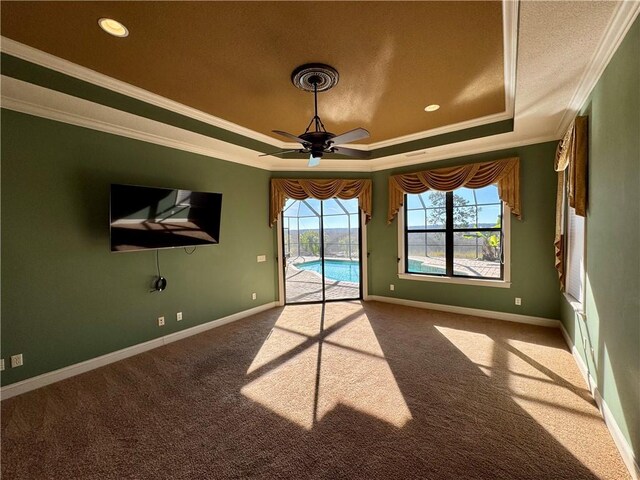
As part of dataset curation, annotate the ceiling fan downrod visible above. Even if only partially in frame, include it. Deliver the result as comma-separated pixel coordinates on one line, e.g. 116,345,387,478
265,63,369,166
304,76,327,135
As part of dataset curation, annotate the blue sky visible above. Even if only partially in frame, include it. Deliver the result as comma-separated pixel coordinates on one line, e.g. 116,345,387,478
282,186,501,231
284,198,359,231
406,185,501,228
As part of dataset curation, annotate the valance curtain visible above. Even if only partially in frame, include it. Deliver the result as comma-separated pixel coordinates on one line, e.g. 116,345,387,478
387,157,521,224
270,178,372,227
554,116,588,289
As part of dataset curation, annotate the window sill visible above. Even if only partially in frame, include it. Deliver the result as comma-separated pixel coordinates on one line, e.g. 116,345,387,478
398,273,511,288
563,292,585,317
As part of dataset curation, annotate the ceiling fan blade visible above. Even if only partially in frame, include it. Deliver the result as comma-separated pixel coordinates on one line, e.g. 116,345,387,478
259,149,300,157
308,155,321,167
332,146,369,159
272,130,307,144
329,128,370,145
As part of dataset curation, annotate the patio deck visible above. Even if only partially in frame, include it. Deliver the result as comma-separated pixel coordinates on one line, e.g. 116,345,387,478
409,256,501,278
285,263,360,303
284,255,500,304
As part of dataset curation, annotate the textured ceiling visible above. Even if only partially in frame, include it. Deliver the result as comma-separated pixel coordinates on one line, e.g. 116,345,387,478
0,1,506,145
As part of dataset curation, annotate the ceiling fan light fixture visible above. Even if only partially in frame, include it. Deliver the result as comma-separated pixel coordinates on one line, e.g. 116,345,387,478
267,63,370,167
98,18,129,37
308,155,321,167
424,104,440,112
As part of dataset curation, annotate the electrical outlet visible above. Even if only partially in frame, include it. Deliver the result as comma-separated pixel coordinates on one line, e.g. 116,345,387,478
252,292,257,300
515,297,522,306
257,255,266,263
390,284,395,291
11,354,23,368
176,312,183,321
0,359,4,371
158,316,165,327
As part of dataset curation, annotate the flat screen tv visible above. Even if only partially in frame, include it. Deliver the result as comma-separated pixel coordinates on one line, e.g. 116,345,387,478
110,184,222,252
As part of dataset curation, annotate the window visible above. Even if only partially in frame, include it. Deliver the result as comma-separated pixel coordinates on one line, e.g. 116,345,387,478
565,206,585,305
399,185,510,286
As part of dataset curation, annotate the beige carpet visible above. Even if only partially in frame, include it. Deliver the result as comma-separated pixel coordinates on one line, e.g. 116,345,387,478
1,301,629,479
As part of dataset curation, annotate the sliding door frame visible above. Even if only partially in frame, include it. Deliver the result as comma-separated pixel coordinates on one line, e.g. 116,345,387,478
276,207,368,306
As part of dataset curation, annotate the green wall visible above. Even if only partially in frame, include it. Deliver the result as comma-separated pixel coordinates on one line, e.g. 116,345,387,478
560,18,639,458
366,142,561,320
1,110,277,386
0,114,561,388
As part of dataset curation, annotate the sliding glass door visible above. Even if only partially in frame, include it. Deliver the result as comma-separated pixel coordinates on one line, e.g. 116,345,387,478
282,198,361,304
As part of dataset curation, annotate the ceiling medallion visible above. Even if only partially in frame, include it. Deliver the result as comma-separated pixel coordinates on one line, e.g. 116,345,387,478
291,63,339,93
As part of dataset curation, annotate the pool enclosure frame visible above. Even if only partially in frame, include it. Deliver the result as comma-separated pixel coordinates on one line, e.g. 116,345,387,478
278,198,366,305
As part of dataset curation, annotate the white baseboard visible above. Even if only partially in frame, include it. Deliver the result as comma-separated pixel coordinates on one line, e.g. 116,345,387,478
559,324,639,480
367,295,560,328
368,295,637,478
0,302,278,401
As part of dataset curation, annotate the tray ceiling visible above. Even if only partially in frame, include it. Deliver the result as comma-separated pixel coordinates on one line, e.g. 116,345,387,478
0,1,506,145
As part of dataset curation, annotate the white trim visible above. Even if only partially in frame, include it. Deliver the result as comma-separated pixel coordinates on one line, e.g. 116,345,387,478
350,0,519,155
0,302,278,400
0,23,518,154
276,213,285,307
559,324,640,480
502,0,519,121
396,198,511,288
1,1,637,172
364,134,560,172
363,112,513,151
563,292,585,317
367,295,560,328
1,76,271,171
397,273,511,289
0,74,553,173
397,204,406,276
275,203,368,304
556,1,640,136
361,210,369,300
0,36,283,148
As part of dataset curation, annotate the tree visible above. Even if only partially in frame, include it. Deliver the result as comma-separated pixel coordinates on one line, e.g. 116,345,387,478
464,215,502,261
299,230,320,256
427,191,475,228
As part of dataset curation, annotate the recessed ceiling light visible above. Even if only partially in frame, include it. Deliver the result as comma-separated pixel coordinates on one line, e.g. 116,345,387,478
98,18,129,38
424,104,440,112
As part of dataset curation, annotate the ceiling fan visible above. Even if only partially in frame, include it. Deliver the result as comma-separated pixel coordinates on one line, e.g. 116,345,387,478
262,64,370,167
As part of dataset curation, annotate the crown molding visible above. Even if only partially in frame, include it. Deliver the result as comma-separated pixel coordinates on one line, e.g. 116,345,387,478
2,0,637,173
353,0,519,151
1,76,271,171
366,133,559,172
502,0,519,119
0,35,284,149
555,0,640,136
0,2,519,155
0,74,554,173
358,111,514,151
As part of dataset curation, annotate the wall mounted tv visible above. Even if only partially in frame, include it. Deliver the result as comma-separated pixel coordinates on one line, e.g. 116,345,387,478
110,184,223,252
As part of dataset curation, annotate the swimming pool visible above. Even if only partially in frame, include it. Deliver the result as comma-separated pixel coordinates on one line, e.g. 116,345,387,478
297,260,360,283
408,259,446,275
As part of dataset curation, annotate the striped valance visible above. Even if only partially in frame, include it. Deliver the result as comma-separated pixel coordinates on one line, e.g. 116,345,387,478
554,116,588,290
387,157,521,224
270,178,372,227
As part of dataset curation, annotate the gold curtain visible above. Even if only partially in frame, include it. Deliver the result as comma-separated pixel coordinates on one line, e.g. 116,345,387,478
387,157,520,224
554,116,588,289
270,178,372,227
